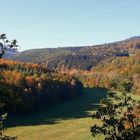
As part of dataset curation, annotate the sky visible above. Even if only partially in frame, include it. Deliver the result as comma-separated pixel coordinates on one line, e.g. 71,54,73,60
0,0,140,51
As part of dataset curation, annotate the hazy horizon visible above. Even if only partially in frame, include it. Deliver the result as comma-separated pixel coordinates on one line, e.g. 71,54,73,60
0,0,140,51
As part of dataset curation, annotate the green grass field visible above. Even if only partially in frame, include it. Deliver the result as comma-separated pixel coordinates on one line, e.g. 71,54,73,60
5,88,107,140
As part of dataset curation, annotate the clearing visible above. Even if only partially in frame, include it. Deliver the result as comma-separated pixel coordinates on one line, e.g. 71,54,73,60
6,88,107,140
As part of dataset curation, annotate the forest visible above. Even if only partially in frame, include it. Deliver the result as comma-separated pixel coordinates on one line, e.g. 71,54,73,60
74,52,140,95
0,59,83,114
11,37,140,70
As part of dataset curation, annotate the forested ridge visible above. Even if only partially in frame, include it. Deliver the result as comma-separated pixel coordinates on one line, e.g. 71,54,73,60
11,36,140,70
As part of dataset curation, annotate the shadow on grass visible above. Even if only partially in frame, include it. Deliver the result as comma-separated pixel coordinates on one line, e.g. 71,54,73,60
6,88,107,127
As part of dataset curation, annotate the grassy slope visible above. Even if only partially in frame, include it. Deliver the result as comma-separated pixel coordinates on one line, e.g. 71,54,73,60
5,88,107,140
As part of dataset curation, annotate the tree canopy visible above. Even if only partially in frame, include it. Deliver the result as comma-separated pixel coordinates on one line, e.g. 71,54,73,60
90,81,140,140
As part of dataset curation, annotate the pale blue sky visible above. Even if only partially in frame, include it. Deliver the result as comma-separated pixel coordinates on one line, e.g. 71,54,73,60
0,0,140,51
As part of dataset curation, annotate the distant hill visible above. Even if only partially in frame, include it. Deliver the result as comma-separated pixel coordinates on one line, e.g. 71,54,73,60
10,36,140,70
0,45,18,58
3,49,18,58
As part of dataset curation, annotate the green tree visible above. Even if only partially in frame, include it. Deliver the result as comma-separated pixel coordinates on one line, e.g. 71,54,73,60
0,33,18,139
0,34,18,58
0,114,16,140
90,81,140,140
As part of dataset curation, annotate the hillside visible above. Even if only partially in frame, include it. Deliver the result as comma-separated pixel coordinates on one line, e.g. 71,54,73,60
66,52,140,95
0,59,83,114
10,37,140,70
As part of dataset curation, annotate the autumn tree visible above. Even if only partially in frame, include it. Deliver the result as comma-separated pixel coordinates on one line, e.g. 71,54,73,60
90,81,140,140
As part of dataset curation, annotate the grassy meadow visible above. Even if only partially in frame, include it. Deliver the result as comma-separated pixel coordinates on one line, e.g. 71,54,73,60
5,88,107,140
